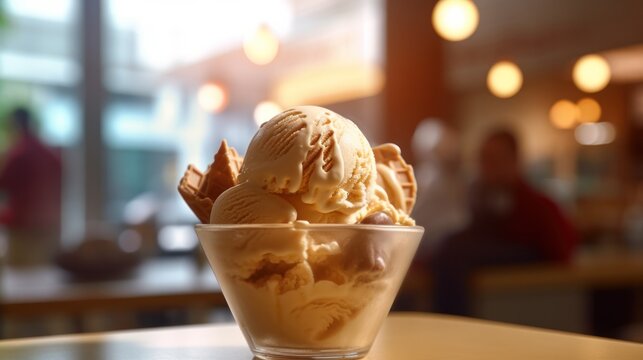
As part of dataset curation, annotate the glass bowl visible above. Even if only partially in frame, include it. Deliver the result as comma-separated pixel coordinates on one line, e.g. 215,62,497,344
196,222,423,360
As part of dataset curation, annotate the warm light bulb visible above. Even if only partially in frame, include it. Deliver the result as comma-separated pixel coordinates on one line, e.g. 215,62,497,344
432,0,479,41
243,25,279,65
487,61,523,98
549,99,578,129
254,101,282,127
573,54,611,93
197,83,227,113
577,97,601,123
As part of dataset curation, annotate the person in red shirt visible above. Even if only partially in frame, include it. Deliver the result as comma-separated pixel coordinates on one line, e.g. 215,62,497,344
0,107,62,265
431,129,577,315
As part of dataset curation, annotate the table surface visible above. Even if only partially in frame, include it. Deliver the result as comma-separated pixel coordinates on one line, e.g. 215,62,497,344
476,250,643,291
0,313,641,360
0,257,224,315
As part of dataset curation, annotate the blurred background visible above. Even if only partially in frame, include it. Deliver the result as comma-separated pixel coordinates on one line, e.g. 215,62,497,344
0,0,642,342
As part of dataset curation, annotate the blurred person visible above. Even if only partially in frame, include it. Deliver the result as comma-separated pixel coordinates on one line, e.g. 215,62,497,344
431,129,577,315
412,119,468,262
0,107,62,265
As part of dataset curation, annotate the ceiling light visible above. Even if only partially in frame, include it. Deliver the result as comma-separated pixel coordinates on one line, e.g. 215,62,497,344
432,0,479,41
243,24,279,65
487,61,523,98
577,98,601,123
550,100,578,129
197,83,228,113
573,54,611,93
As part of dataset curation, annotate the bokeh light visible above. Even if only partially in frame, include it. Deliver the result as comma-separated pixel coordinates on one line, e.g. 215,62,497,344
197,83,228,113
118,229,142,253
575,122,616,145
487,61,523,98
158,225,198,252
432,0,479,41
577,97,601,123
549,99,579,129
254,101,282,127
243,24,280,65
273,62,384,107
573,54,611,93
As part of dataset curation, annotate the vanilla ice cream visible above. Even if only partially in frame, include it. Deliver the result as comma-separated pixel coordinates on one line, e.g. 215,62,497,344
215,106,378,224
212,105,412,225
183,105,421,358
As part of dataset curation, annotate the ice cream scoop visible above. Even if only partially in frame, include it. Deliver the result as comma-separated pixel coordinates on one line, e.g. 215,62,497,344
210,182,296,224
228,106,376,224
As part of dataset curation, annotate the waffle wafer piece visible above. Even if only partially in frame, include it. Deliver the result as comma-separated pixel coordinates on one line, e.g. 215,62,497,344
178,140,243,223
203,140,243,198
178,166,212,223
372,143,417,214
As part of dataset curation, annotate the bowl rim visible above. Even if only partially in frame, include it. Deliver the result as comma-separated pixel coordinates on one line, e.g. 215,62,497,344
195,222,424,233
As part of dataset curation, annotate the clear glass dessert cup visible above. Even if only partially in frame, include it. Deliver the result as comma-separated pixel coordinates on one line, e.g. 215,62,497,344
196,222,423,360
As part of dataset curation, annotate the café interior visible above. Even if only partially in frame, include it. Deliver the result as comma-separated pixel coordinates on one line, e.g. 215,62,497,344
0,0,642,344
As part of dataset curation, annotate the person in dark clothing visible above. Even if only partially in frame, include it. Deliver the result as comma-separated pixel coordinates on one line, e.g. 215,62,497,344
0,107,62,265
431,129,577,315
